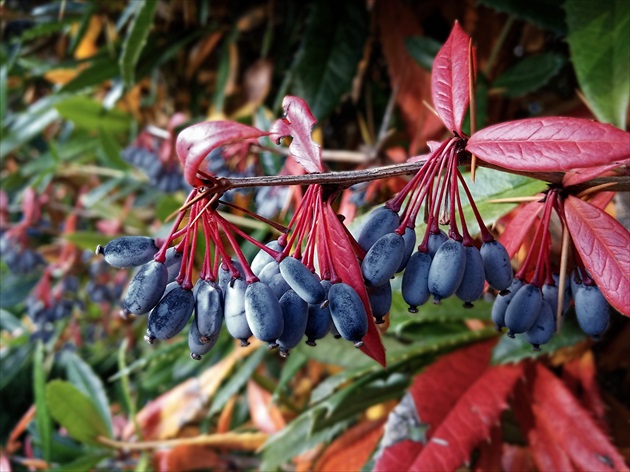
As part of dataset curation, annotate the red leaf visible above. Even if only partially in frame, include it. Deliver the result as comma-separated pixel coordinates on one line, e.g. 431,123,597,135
563,158,630,187
467,117,630,172
269,96,325,174
323,201,386,366
564,195,630,316
530,363,629,471
409,363,524,471
21,187,41,226
474,424,503,472
410,339,496,439
376,0,444,153
502,445,536,472
498,200,543,258
431,21,472,134
175,120,267,187
315,419,385,472
374,440,423,472
512,378,575,472
246,380,286,434
154,445,225,472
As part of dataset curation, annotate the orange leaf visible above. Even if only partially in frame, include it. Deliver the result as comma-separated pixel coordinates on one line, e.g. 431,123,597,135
154,445,225,472
246,380,286,434
74,16,103,60
315,419,385,472
216,396,236,434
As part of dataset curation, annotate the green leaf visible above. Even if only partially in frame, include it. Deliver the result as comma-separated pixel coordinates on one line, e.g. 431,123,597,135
98,130,130,170
287,0,369,120
34,341,52,463
565,0,629,128
46,380,111,446
63,231,120,252
55,96,132,133
477,0,566,34
493,53,566,97
0,340,32,390
405,36,442,71
209,347,266,416
49,452,111,472
120,0,158,88
273,350,308,402
60,56,120,93
0,309,25,332
491,316,587,364
0,66,7,120
62,351,113,437
0,269,41,308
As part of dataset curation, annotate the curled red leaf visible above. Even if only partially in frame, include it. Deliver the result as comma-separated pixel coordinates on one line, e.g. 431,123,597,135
562,158,630,187
498,200,543,258
323,201,386,366
269,96,325,174
431,21,472,134
467,117,630,172
564,195,630,316
175,121,267,187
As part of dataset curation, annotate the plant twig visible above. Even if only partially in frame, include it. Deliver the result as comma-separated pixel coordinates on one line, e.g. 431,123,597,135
96,432,268,451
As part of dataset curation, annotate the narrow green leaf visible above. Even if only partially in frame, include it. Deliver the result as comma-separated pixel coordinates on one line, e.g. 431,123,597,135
0,270,42,308
273,350,308,401
565,0,629,128
46,380,111,446
287,0,369,120
405,36,442,71
0,341,32,390
55,96,132,133
49,452,111,472
63,231,121,252
34,341,52,463
120,0,158,88
62,351,113,436
60,57,120,93
0,309,25,332
0,66,7,120
98,130,129,170
209,347,266,415
213,31,237,113
477,0,566,34
493,53,566,97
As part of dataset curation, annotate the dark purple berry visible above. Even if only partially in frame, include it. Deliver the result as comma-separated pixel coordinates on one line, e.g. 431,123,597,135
525,300,555,350
504,283,542,337
305,280,332,346
427,230,448,258
165,247,183,284
428,239,466,302
224,277,252,346
455,245,485,307
267,272,292,299
245,282,284,345
491,278,524,330
97,236,158,268
189,315,220,360
194,279,223,338
401,251,432,312
251,240,283,276
396,226,417,272
147,286,194,340
480,240,513,291
357,206,400,252
258,261,280,284
277,290,309,356
279,257,325,304
328,283,368,347
574,284,609,338
123,261,168,315
368,281,392,323
361,232,405,287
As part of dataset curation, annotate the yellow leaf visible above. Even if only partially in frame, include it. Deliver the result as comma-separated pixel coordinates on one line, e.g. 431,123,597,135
44,69,79,85
75,16,103,60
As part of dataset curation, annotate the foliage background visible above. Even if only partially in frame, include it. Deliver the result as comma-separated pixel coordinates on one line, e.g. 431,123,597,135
1,0,628,471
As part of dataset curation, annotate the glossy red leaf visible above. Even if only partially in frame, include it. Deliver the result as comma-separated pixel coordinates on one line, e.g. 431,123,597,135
564,195,630,316
467,117,630,172
563,158,630,187
410,363,524,471
474,425,503,472
269,96,325,174
175,120,267,187
431,21,472,134
512,378,575,472
498,200,543,258
323,201,386,366
502,445,535,472
531,363,629,471
377,0,444,153
374,440,422,472
410,339,495,439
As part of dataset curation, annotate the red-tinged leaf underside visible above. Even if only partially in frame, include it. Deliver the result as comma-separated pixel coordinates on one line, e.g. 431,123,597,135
409,363,525,471
374,440,423,472
269,96,324,174
562,158,630,187
431,21,472,135
410,339,496,439
175,121,267,187
530,363,629,471
474,425,503,472
376,0,444,154
315,419,385,472
501,445,536,472
467,117,630,172
564,195,630,316
512,378,575,472
323,201,386,366
498,200,543,258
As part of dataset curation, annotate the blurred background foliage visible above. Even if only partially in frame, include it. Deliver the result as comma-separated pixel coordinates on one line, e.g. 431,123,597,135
1,0,628,471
